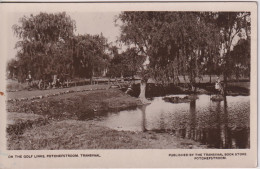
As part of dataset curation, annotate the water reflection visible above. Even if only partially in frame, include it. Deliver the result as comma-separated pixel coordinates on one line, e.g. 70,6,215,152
187,100,196,139
140,105,148,132
177,96,249,149
95,95,250,149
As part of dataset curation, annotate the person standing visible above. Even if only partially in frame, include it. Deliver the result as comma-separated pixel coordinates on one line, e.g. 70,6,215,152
27,71,33,88
215,77,221,95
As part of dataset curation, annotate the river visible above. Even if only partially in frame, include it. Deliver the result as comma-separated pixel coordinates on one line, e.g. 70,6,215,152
92,94,250,149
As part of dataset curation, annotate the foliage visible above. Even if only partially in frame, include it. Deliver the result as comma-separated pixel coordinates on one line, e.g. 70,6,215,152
107,47,146,78
117,12,251,85
9,11,251,92
106,46,125,77
69,34,109,78
230,38,250,79
215,12,251,79
117,12,221,85
12,12,76,82
10,12,110,82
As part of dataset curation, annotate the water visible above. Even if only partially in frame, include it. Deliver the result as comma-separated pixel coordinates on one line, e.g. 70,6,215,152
94,95,250,149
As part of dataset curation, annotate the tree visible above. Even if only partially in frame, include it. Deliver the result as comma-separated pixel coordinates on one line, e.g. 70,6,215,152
11,12,110,83
70,34,109,81
215,12,250,94
7,59,18,80
117,12,181,102
190,12,223,83
230,38,250,80
12,12,76,81
107,47,146,78
106,46,125,78
122,48,146,78
172,12,221,89
117,12,221,101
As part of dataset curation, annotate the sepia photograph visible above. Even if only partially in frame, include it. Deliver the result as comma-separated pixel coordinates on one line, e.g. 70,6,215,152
0,2,257,168
5,9,251,150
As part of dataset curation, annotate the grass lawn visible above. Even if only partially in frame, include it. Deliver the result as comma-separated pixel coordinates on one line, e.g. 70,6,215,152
7,120,206,150
7,89,142,121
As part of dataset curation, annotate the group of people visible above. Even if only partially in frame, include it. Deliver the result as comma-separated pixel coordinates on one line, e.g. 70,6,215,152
26,71,69,90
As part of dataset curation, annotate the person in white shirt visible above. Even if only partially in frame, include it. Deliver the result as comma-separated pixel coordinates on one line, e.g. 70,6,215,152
215,77,221,95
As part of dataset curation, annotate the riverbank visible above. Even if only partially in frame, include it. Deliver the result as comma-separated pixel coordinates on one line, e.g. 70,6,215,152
7,80,250,100
124,81,250,97
7,89,142,121
7,88,208,149
7,119,206,149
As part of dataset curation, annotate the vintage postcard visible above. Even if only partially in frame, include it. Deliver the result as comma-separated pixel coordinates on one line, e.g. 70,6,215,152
0,2,257,168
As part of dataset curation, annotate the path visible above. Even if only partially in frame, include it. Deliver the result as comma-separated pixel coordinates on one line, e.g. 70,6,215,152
7,84,110,99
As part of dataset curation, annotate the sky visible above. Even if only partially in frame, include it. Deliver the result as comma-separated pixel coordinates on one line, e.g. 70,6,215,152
6,11,247,61
7,11,121,61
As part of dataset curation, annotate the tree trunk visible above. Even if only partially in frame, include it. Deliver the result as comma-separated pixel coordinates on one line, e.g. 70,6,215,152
236,68,239,82
223,72,227,96
90,77,93,85
139,80,146,98
138,79,149,104
223,47,231,96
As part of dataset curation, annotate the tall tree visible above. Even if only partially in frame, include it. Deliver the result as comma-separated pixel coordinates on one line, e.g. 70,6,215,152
12,12,76,81
215,12,250,94
230,38,250,80
117,12,181,102
70,34,109,81
117,12,219,101
122,47,146,78
107,47,146,78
